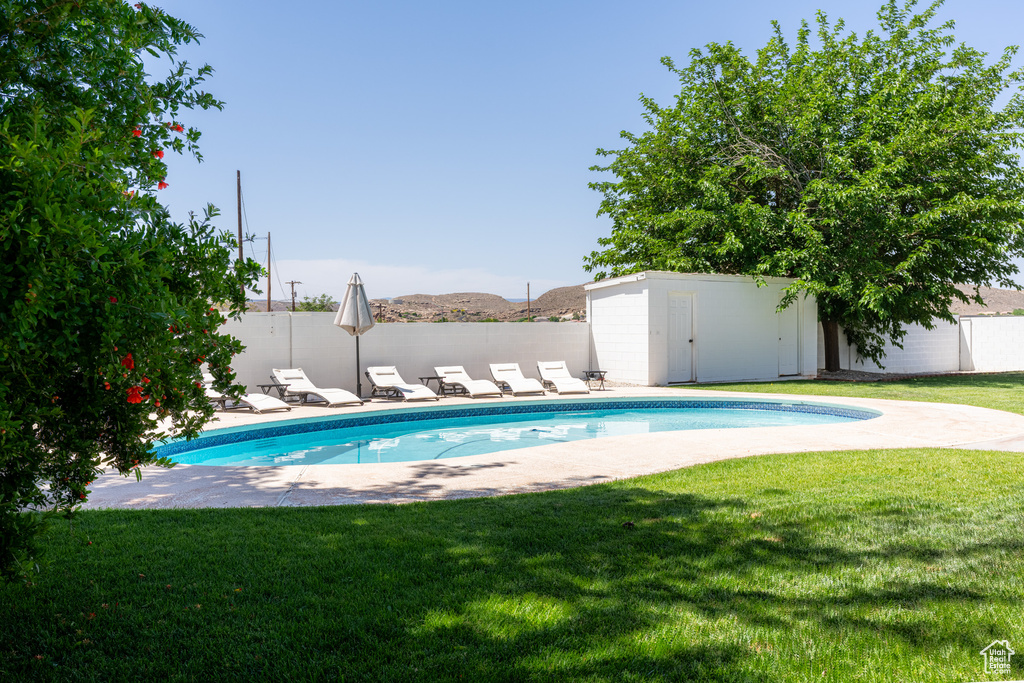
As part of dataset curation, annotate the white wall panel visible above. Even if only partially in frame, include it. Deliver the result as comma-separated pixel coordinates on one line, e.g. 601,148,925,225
222,315,591,397
588,279,650,384
815,319,961,373
961,316,1024,372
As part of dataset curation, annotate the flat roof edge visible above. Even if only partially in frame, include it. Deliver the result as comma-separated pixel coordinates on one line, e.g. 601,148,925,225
584,271,797,291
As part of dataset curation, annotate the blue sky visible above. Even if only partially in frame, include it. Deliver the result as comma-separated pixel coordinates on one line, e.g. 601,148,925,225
154,0,1024,301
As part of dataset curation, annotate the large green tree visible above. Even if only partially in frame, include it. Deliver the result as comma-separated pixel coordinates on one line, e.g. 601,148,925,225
586,0,1024,370
0,1,261,580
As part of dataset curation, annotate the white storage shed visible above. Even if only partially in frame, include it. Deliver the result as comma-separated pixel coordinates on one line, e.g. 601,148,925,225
585,271,818,385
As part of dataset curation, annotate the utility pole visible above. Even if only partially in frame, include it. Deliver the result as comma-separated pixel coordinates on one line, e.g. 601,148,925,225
526,282,531,322
286,280,302,311
237,171,244,299
265,232,271,313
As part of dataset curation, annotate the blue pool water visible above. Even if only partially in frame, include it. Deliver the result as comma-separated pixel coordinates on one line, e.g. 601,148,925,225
159,399,878,466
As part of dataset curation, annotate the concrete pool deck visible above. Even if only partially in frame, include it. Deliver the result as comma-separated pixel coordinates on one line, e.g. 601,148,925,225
83,386,1024,510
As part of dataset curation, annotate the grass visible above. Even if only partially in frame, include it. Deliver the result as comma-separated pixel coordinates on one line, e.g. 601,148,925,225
688,371,1024,416
2,374,1023,681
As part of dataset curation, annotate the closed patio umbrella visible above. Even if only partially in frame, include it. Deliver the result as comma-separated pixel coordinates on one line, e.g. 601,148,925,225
333,273,376,397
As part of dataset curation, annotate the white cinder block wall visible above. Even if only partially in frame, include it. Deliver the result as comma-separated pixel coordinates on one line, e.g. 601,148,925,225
816,320,962,374
222,298,1024,394
222,315,591,397
961,316,1024,371
587,278,650,385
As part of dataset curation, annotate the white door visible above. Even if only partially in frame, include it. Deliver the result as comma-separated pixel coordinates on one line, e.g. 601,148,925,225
667,293,694,383
778,299,799,376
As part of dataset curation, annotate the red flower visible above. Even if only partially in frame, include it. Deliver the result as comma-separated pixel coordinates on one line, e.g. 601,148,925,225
195,382,202,388
152,150,164,159
79,494,86,500
142,377,150,384
158,180,169,190
135,3,141,8
173,124,184,132
126,386,144,404
104,382,111,390
121,353,135,370
109,296,117,304
132,128,142,137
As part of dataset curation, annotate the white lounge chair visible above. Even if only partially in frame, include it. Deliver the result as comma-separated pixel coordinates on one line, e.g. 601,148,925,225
365,366,439,401
488,363,546,396
537,361,590,394
202,373,292,414
270,368,364,407
434,366,503,398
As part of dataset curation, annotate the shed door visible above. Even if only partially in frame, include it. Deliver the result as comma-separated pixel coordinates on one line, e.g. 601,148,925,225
667,293,694,383
778,300,799,376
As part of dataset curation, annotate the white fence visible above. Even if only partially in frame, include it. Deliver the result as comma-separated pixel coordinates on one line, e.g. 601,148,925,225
221,312,1023,394
816,316,1024,374
961,316,1024,372
221,313,591,396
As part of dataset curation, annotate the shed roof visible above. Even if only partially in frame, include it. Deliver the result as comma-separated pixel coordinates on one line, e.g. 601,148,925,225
584,270,797,292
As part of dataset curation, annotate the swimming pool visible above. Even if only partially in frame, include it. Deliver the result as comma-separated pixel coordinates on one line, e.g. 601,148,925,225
158,398,879,467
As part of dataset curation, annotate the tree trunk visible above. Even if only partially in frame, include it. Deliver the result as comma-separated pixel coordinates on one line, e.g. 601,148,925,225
821,319,841,372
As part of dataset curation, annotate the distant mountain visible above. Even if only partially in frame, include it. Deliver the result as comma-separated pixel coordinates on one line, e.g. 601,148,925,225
372,285,588,322
244,282,1024,319
951,284,1024,314
243,284,589,321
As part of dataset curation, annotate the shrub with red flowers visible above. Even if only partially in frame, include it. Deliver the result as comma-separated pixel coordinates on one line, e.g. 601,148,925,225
0,1,262,582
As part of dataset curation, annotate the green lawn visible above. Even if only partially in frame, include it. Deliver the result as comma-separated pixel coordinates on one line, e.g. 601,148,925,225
2,374,1023,682
687,371,1024,416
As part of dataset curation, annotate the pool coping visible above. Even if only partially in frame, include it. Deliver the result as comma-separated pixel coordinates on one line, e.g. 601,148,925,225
83,386,1024,510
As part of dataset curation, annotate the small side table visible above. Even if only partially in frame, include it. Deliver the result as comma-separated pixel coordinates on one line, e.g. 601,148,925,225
259,383,286,397
419,375,447,396
583,369,607,390
259,383,299,403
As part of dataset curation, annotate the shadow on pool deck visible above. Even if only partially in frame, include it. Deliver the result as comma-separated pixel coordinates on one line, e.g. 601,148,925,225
282,459,618,506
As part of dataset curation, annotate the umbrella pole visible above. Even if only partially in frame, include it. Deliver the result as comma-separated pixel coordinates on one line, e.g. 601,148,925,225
355,336,362,398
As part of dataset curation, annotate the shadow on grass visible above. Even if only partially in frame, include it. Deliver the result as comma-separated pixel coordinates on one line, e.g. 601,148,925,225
2,483,1014,682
